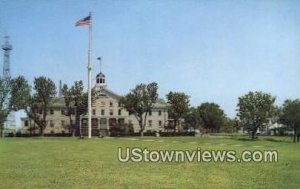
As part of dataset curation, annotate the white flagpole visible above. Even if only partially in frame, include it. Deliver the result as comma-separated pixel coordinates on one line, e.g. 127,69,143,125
88,12,92,138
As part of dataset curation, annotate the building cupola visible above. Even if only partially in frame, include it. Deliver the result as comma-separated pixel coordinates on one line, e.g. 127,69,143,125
96,57,107,89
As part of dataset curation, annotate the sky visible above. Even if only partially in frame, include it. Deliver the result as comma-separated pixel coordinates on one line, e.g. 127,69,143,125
0,0,299,122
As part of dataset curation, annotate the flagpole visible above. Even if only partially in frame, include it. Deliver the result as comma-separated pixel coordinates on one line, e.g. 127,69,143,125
88,12,92,138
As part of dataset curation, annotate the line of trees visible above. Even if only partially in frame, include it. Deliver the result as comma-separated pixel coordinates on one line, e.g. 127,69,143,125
9,76,96,137
168,90,299,143
4,75,300,142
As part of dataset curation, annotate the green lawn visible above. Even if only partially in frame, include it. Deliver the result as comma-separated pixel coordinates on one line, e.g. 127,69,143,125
0,136,299,189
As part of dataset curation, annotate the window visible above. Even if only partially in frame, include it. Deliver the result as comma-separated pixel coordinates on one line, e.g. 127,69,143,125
148,120,152,127
24,120,29,127
158,120,162,127
97,78,100,83
82,119,88,127
50,109,54,115
109,102,113,107
101,109,105,115
118,109,122,116
158,110,162,116
118,118,125,124
61,109,65,115
109,109,113,116
92,119,98,127
50,130,55,134
50,120,55,127
61,120,65,127
100,118,107,125
149,110,152,116
92,109,96,115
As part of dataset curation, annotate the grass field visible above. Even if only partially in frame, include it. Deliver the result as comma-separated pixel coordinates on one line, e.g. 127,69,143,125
0,136,299,189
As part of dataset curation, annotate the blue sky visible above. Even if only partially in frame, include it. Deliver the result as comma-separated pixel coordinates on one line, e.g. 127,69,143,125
0,0,299,120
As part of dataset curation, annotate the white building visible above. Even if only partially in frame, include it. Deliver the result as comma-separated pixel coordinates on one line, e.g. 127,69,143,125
21,69,168,136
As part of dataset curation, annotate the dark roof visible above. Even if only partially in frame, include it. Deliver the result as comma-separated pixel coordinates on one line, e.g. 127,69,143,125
50,97,66,107
49,97,75,108
96,87,121,100
48,89,168,109
96,72,105,78
156,98,167,104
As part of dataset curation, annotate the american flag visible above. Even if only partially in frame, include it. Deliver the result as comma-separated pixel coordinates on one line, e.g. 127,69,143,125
75,15,91,27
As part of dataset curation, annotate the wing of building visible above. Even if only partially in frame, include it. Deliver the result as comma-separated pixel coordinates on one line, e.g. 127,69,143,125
20,69,168,136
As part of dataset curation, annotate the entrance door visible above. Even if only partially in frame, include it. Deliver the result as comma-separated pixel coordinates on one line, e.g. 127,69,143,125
100,118,108,136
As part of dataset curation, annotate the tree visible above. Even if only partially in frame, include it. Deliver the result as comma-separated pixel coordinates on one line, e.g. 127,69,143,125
281,99,300,143
221,117,236,133
61,84,75,136
33,77,56,136
10,76,31,111
0,78,10,137
166,92,190,132
120,82,158,136
198,102,226,133
62,81,97,136
183,107,201,130
237,91,275,140
10,76,56,136
233,117,243,133
10,76,32,134
0,110,8,137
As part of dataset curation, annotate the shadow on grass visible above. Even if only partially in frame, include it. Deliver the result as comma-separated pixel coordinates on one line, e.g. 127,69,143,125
229,135,267,142
227,136,255,142
230,136,293,143
263,137,292,143
236,138,255,141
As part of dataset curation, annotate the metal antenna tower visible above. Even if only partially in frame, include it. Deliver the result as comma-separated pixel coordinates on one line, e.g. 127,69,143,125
2,36,12,80
1,36,16,135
